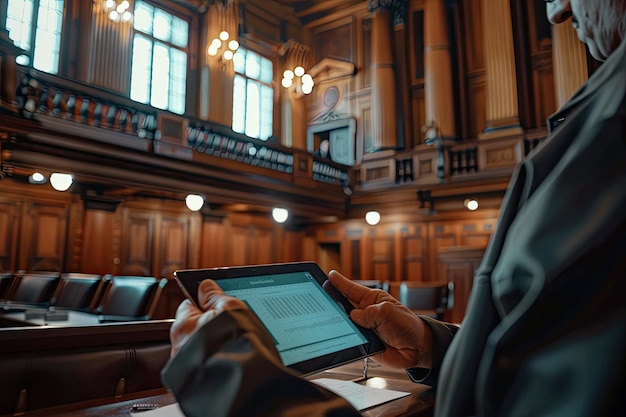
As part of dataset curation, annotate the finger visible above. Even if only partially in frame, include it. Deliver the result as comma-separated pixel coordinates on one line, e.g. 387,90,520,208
328,270,371,307
197,279,247,312
328,270,389,308
196,279,225,309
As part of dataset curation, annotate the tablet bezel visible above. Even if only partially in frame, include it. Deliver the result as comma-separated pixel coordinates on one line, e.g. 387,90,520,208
174,262,386,375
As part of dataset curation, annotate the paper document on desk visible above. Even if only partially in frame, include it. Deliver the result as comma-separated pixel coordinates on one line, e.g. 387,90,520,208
140,378,410,415
140,402,184,416
312,378,410,411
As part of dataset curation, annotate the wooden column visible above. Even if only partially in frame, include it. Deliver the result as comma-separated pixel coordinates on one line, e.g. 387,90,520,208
424,0,456,140
281,40,312,150
552,24,588,108
393,0,412,149
480,0,522,137
205,0,237,125
368,0,398,151
87,1,132,94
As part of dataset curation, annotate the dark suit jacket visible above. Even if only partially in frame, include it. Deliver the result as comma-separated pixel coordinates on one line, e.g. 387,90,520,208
162,39,625,417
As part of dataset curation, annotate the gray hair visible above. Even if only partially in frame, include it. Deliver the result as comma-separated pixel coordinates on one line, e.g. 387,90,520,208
581,0,626,57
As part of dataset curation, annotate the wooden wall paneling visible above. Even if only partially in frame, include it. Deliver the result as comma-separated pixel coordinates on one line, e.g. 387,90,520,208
155,212,196,320
80,208,117,275
301,233,318,264
19,202,69,272
0,200,19,271
254,227,274,265
199,217,227,268
313,17,354,64
458,218,496,247
425,222,459,274
274,228,305,263
396,224,427,282
120,209,154,276
365,227,394,282
225,213,275,266
437,247,484,323
158,215,190,279
65,196,84,273
229,224,250,266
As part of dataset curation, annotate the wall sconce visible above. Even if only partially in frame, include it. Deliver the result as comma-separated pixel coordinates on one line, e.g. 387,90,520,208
272,207,289,224
29,172,46,184
104,0,132,22
185,194,204,211
50,173,73,192
207,31,239,62
281,66,314,95
464,198,479,211
365,211,381,226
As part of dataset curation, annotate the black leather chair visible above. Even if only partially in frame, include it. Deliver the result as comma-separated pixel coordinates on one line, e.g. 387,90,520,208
398,281,453,320
0,271,14,299
4,271,61,306
51,273,109,312
95,276,168,321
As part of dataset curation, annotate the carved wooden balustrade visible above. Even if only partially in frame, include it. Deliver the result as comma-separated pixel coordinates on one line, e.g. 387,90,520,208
9,67,350,189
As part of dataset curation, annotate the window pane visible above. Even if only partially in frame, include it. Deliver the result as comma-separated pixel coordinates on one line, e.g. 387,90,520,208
130,35,153,104
6,0,34,51
259,55,273,84
232,48,273,140
151,43,170,109
33,0,64,73
232,75,246,134
260,84,273,140
131,4,187,113
245,50,260,80
245,81,260,138
134,0,154,35
153,9,171,42
233,50,246,73
169,48,187,114
170,15,188,48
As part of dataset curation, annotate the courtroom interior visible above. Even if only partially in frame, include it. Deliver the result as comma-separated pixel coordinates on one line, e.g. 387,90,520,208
0,0,599,415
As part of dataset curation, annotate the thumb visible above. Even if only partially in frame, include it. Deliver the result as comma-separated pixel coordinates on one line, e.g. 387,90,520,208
350,308,373,329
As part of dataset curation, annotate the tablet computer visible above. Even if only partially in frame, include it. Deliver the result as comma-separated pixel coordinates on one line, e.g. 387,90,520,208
174,262,385,375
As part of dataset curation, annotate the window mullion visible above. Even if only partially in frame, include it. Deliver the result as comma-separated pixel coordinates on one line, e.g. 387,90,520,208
30,0,40,65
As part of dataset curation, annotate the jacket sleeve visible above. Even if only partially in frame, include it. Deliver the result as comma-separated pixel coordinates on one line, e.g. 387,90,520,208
405,316,459,387
161,309,361,417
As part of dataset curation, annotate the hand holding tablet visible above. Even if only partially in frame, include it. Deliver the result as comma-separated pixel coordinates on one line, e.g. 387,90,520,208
174,262,386,375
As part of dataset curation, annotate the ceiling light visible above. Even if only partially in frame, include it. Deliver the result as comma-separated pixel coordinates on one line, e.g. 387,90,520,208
464,198,479,211
50,173,73,191
365,211,380,226
272,207,289,223
29,172,46,184
185,194,204,211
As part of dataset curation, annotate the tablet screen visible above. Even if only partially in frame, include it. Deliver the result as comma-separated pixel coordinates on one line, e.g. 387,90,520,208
174,262,385,375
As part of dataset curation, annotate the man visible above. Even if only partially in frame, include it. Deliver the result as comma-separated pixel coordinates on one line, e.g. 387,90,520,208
163,1,625,416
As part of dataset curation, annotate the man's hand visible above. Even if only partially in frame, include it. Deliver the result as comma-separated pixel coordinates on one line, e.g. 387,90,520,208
169,279,248,356
328,270,433,370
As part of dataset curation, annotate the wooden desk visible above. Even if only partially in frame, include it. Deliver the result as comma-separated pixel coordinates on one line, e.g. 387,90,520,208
14,360,433,417
0,309,102,327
